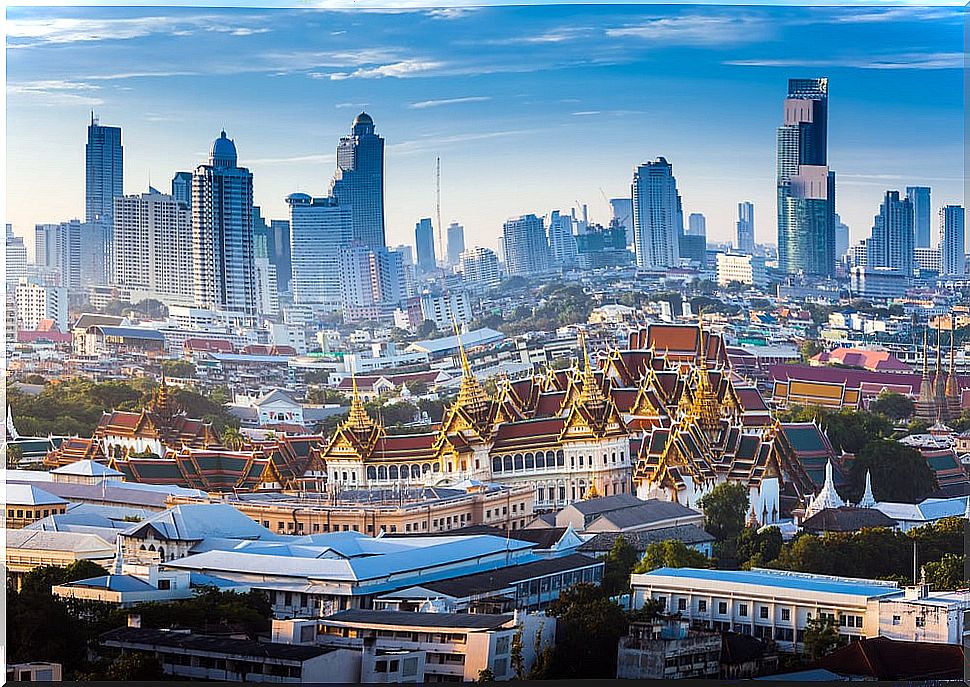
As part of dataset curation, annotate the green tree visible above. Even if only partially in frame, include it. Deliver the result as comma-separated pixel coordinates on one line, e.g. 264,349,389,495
476,668,495,682
802,615,843,661
626,598,666,623
6,443,24,468
635,540,711,573
415,320,439,338
868,391,915,421
821,410,892,455
104,652,165,680
221,426,245,451
845,439,937,503
602,535,640,596
800,340,824,361
161,359,196,379
737,525,783,569
698,482,749,562
922,554,967,591
510,627,524,679
544,583,629,678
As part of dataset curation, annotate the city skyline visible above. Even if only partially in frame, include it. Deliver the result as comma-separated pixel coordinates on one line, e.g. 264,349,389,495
6,4,964,257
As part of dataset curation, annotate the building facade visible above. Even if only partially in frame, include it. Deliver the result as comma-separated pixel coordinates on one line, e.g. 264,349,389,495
15,278,68,331
415,218,436,273
940,205,965,277
547,210,578,268
330,112,386,250
85,114,123,227
716,253,767,287
906,186,932,249
287,193,353,310
459,247,502,291
446,222,465,266
501,214,550,276
632,158,682,271
737,202,755,253
866,190,914,280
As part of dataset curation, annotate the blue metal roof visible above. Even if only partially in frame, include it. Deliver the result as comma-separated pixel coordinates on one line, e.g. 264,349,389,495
95,326,165,341
642,567,900,598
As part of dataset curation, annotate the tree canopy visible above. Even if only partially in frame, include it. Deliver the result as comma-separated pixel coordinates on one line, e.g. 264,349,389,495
845,439,938,504
698,481,749,562
867,391,915,421
601,536,640,596
634,540,711,573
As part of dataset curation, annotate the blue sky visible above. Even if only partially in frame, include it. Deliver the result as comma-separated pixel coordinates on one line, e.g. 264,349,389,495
6,3,964,256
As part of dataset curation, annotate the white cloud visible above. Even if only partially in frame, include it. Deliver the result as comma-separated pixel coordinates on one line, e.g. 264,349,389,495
409,96,491,109
427,8,479,20
605,15,768,46
726,52,962,70
824,6,961,24
8,79,103,105
246,153,332,165
334,102,368,109
328,59,446,80
387,129,533,154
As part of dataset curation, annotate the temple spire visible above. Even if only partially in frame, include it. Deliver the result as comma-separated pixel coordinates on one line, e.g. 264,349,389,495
805,459,845,518
857,469,876,508
452,316,492,422
344,370,377,434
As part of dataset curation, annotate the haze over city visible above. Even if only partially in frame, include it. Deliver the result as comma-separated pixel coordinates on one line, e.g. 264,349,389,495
6,3,963,256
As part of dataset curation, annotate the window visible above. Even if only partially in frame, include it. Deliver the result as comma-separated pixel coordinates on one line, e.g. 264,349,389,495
892,615,901,626
916,616,925,628
493,658,508,677
389,660,399,672
698,600,707,613
656,596,667,609
759,606,769,619
157,579,171,590
495,636,510,654
375,661,387,673
718,602,728,615
780,608,791,621
402,658,418,677
677,598,687,611
739,604,748,617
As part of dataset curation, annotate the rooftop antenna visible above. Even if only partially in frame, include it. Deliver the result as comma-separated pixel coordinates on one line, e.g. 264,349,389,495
435,156,444,266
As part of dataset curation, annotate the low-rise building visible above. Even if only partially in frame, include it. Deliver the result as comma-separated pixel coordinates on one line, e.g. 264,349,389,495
6,662,63,682
6,529,115,590
5,483,69,528
616,618,722,680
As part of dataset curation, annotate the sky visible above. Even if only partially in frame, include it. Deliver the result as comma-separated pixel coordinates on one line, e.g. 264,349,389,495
5,2,965,258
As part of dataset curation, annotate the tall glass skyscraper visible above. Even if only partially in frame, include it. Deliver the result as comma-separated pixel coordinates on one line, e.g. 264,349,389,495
446,222,465,266
737,202,755,253
191,130,256,322
287,193,352,310
415,217,436,273
631,157,682,271
171,172,193,209
866,190,914,278
330,112,386,251
776,78,836,276
906,186,931,248
85,113,123,226
686,213,706,237
941,205,966,277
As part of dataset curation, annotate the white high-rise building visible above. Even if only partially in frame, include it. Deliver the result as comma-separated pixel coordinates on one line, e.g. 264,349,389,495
459,247,502,291
34,220,81,290
339,244,404,322
287,193,353,311
15,277,68,332
254,257,280,317
547,210,578,268
113,190,194,305
716,253,767,287
632,158,682,271
6,225,27,286
501,214,550,276
419,290,473,330
940,205,966,277
192,130,257,324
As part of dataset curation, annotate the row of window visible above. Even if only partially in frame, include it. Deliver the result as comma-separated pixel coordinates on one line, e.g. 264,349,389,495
6,507,64,520
662,597,863,629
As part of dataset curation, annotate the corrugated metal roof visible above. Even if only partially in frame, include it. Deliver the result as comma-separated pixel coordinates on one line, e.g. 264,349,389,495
640,567,900,598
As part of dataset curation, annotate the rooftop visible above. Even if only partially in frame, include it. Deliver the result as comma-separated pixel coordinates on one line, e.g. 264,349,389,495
101,627,334,662
6,483,67,506
51,459,124,478
323,609,513,630
637,567,901,599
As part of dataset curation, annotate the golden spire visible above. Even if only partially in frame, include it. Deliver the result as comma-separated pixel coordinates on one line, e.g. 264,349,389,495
578,331,607,409
453,316,491,420
690,318,720,433
583,481,600,500
344,371,376,434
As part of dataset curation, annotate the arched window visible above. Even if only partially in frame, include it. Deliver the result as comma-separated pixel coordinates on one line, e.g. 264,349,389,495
535,452,545,469
525,453,535,470
503,455,513,471
158,547,165,560
411,464,421,479
557,450,565,466
140,544,146,551
389,465,399,480
493,456,503,473
367,466,377,480
423,463,431,473
378,465,388,480
514,454,524,471
148,544,156,552
432,463,440,472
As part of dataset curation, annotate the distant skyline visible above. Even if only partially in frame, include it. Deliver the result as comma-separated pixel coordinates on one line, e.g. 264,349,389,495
6,3,963,258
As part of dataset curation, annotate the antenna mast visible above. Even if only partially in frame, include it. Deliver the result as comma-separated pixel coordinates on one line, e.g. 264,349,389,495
435,156,444,266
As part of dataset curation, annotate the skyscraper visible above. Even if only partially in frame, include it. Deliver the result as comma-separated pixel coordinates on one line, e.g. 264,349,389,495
191,130,256,321
172,172,193,209
415,218,436,273
737,202,755,253
834,213,850,259
85,113,123,226
906,186,931,248
339,243,404,322
776,78,836,276
268,219,292,293
446,222,465,266
6,225,27,286
459,246,502,290
609,198,634,247
866,190,914,278
501,214,551,276
631,158,682,271
547,210,578,268
287,193,352,310
941,205,966,277
687,213,706,237
34,221,81,291
113,190,194,305
330,112,386,250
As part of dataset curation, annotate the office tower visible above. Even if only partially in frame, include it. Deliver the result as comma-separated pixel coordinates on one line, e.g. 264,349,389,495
6,225,27,286
501,214,551,276
286,193,352,310
547,210,578,268
253,205,270,259
191,130,256,322
737,202,755,253
268,220,292,293
446,222,465,266
678,234,706,267
393,244,415,267
34,220,81,291
172,172,193,209
339,243,404,322
80,221,111,286
834,213,850,258
113,190,194,305
631,158,682,270
415,218,436,273
15,277,67,332
329,112,386,250
609,198,634,247
776,78,836,276
866,190,914,278
85,113,123,226
459,246,502,290
941,205,966,276
907,186,931,249
687,213,706,237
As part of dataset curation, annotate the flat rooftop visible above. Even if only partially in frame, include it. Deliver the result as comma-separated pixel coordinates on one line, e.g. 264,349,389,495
323,609,513,630
101,627,334,661
637,567,901,599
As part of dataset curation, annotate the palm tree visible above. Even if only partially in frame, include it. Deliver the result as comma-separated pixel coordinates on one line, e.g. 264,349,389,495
221,426,245,451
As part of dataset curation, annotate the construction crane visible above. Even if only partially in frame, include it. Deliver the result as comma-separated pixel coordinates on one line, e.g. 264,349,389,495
600,187,628,226
435,157,444,265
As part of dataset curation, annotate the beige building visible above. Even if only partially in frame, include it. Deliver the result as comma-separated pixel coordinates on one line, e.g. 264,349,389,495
5,484,68,529
6,529,115,590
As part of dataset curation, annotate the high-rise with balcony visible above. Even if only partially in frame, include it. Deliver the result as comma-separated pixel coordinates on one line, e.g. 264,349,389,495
547,210,578,268
866,190,914,279
631,158,682,270
191,130,256,322
776,78,836,276
907,186,931,249
459,246,502,290
940,205,966,277
501,214,550,276
171,172,193,209
330,112,386,250
737,202,755,253
415,218,436,273
287,193,352,311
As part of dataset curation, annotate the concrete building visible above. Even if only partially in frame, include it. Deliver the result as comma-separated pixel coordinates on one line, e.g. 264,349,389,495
6,224,28,286
34,220,82,291
15,277,68,331
687,213,706,237
6,663,62,682
737,202,755,253
907,186,932,249
6,483,69,529
940,205,965,277
716,253,767,287
171,171,192,208
616,618,721,680
547,210,578,268
632,158,682,271
867,190,914,280
286,193,352,310
446,222,465,266
415,217,436,273
86,113,123,227
501,214,550,276
6,529,115,590
914,247,942,276
850,266,909,300
419,290,473,330
339,244,405,322
459,246,502,291
113,190,194,305
330,112,386,251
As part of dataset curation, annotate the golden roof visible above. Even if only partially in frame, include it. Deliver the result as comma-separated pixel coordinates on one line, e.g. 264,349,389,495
344,375,378,434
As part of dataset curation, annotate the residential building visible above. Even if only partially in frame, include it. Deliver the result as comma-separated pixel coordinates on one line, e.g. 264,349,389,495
340,244,404,322
419,290,473,330
914,247,942,276
850,266,909,300
777,78,836,276
616,618,722,680
287,193,352,310
171,171,192,208
6,224,28,285
687,213,706,237
632,158,682,270
610,197,634,247
446,222,465,266
907,186,932,249
253,257,280,317
737,202,755,253
940,205,965,277
547,210,578,268
501,213,550,276
459,246,502,290
15,277,68,331
34,220,81,290
330,112,386,250
191,130,257,323
415,217,436,273
716,253,767,287
112,190,194,305
867,190,914,279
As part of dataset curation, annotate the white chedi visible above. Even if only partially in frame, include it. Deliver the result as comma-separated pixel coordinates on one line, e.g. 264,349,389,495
804,459,844,519
856,470,877,509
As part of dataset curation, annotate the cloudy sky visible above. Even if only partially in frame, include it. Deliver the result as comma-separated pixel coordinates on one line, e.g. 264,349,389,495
6,2,964,257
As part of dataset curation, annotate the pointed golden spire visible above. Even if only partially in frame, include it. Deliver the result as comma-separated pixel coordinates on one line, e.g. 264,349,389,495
345,370,376,434
452,316,491,421
578,330,607,411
